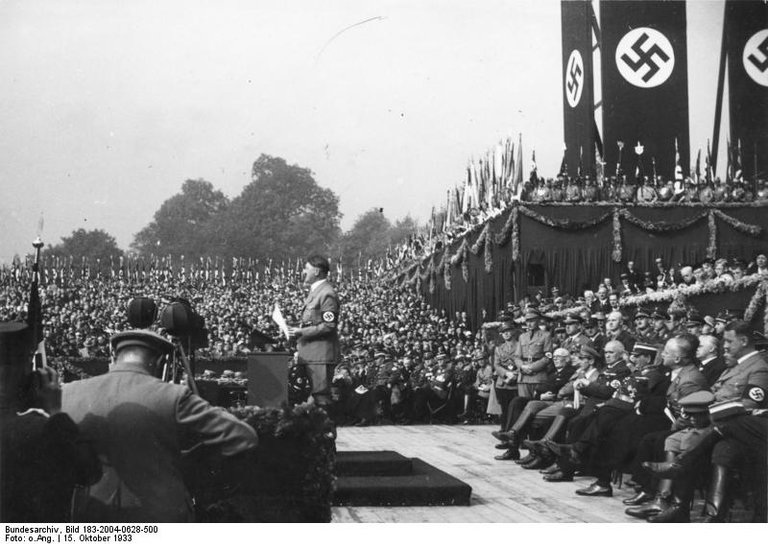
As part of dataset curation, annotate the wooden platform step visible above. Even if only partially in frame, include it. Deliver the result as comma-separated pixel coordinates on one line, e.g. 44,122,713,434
335,450,413,476
333,455,472,507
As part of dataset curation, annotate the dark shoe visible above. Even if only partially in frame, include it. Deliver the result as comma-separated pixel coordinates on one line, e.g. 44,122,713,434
515,452,536,465
642,460,683,478
646,502,689,523
623,490,654,506
540,462,560,475
625,501,666,520
542,439,570,456
575,482,613,497
543,470,573,482
521,439,540,451
495,442,512,450
354,419,371,427
521,455,551,470
494,448,521,461
491,430,506,440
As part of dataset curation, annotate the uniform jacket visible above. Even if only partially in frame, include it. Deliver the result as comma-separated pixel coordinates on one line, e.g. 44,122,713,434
647,364,708,417
581,360,631,400
514,329,553,384
62,364,257,522
561,332,591,354
493,340,518,389
297,279,341,365
699,356,727,388
558,367,600,400
712,351,768,409
535,364,577,398
0,411,101,522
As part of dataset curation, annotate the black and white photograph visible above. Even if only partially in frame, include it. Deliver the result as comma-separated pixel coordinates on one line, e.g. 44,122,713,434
1,0,767,530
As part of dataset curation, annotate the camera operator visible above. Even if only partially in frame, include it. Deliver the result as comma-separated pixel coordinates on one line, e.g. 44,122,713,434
0,321,101,522
62,328,258,522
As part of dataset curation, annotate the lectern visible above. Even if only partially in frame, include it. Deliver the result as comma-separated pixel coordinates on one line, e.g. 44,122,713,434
246,352,292,407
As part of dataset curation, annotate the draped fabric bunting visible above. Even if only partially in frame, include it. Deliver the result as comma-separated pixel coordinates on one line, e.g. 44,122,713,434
401,203,768,327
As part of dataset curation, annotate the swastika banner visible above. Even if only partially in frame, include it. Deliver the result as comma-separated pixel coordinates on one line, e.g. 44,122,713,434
600,0,689,181
726,0,768,180
561,0,595,179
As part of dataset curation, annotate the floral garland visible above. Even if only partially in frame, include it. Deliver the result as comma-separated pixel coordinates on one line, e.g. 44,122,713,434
406,203,766,290
511,207,520,261
620,273,766,307
440,248,452,290
612,208,622,262
712,209,764,235
707,210,718,260
619,208,708,232
470,224,489,255
518,205,613,230
495,206,516,246
484,233,494,273
744,280,765,323
764,288,768,336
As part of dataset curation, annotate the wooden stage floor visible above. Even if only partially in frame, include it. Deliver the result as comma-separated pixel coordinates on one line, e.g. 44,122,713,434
331,423,643,523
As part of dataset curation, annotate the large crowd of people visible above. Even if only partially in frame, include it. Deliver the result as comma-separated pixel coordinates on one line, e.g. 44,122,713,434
1,246,767,523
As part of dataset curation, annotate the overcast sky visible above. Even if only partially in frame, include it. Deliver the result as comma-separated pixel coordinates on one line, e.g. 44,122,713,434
0,0,724,264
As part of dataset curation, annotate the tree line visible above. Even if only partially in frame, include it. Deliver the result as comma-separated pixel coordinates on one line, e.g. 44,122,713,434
41,154,420,269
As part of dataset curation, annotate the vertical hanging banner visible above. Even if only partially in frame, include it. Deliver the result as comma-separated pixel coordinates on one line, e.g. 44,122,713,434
726,0,768,180
561,0,595,179
600,0,689,181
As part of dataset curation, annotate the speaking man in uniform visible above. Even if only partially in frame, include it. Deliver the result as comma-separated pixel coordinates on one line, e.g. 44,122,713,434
288,255,341,405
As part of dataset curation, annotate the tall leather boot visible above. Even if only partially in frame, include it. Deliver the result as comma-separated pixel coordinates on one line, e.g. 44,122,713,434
647,475,692,524
702,465,730,523
626,452,676,520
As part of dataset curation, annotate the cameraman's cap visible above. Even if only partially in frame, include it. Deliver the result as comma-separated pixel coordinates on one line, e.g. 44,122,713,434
678,390,715,413
0,321,32,366
110,329,174,356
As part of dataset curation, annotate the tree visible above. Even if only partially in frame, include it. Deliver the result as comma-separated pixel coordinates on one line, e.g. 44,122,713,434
131,179,229,258
211,155,341,260
389,215,420,247
337,208,392,267
46,228,123,263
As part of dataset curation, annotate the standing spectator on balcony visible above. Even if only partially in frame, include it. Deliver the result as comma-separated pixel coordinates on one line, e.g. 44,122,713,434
636,177,657,203
287,255,341,406
713,258,734,282
677,266,695,287
626,261,644,292
751,253,768,276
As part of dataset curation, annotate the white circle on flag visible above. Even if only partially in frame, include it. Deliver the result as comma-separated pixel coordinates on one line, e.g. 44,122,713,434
615,27,675,88
565,49,584,108
743,29,768,87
